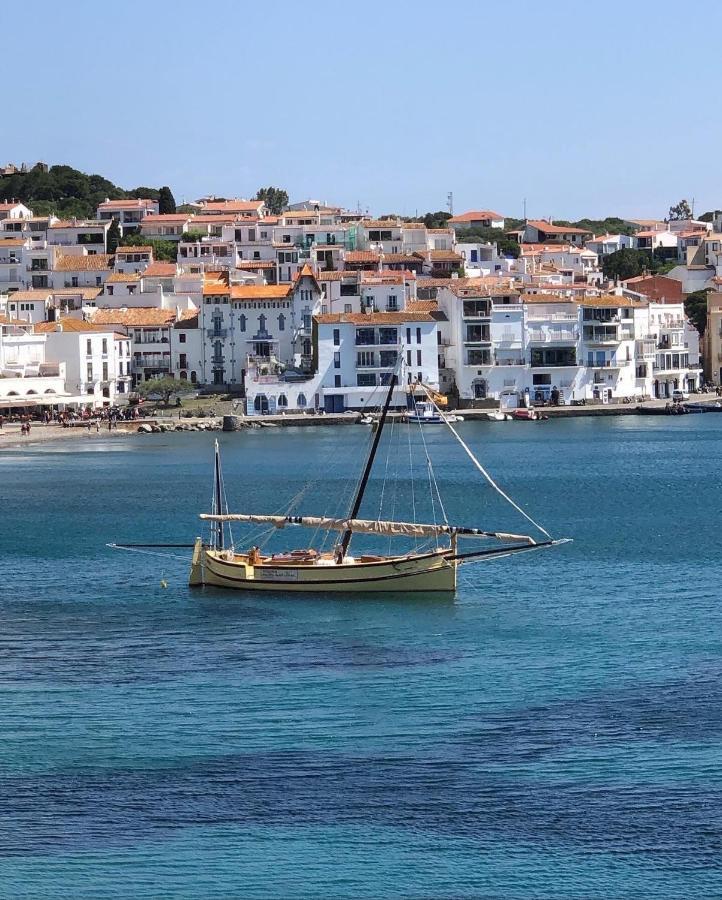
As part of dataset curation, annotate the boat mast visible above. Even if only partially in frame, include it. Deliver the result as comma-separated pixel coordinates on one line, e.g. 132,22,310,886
338,371,398,560
214,440,224,550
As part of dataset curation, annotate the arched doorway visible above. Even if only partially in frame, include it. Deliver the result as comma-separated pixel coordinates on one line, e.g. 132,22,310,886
180,370,187,381
190,371,197,384
254,394,269,414
472,378,487,400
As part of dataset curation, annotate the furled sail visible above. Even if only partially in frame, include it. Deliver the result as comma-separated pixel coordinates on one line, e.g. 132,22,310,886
199,513,535,544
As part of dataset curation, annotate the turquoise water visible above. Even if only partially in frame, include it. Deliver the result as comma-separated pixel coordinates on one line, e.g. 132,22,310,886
1,418,721,898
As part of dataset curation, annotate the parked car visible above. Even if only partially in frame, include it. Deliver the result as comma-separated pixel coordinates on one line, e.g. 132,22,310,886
672,389,690,402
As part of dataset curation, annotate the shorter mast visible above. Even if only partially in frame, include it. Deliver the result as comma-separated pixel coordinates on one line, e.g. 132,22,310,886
338,370,398,560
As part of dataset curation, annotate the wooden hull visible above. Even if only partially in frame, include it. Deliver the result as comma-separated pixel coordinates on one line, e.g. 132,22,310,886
189,539,457,593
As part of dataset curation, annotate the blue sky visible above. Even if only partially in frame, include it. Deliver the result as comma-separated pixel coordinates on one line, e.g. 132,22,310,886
4,0,720,220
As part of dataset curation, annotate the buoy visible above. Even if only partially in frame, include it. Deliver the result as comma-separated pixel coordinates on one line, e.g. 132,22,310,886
160,579,168,589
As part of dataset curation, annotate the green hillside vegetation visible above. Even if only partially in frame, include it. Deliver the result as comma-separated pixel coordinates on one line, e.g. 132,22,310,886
0,163,164,220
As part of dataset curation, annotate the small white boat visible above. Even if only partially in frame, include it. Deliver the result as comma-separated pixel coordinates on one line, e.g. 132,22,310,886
406,401,444,424
485,411,511,422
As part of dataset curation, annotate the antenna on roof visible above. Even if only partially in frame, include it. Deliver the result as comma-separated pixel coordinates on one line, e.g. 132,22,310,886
447,192,453,216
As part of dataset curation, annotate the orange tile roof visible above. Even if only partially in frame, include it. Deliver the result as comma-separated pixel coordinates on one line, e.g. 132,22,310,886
230,285,292,301
5,290,51,301
317,271,359,281
315,311,434,325
0,238,27,247
90,307,178,327
381,253,422,263
0,314,30,324
199,200,264,214
362,219,402,228
427,249,462,261
406,299,438,312
527,220,592,234
106,272,141,283
174,313,199,330
576,295,647,308
448,210,504,223
54,254,114,271
115,245,153,254
345,251,380,263
51,287,103,300
35,317,113,333
143,262,177,277
237,259,276,269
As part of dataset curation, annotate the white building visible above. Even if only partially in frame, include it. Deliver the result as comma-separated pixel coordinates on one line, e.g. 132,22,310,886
448,210,505,231
35,318,132,406
96,198,159,234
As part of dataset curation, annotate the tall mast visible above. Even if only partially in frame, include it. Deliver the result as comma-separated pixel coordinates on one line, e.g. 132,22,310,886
338,370,398,560
214,439,224,550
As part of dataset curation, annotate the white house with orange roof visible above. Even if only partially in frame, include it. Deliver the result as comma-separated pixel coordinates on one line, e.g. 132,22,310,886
448,210,505,231
585,234,635,257
51,252,114,290
47,219,110,252
522,220,591,245
0,201,33,220
0,236,28,292
196,199,266,218
114,245,154,275
96,198,159,234
140,213,194,242
35,318,132,406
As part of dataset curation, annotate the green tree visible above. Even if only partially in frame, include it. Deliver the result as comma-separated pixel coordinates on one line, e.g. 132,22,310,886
668,199,692,221
180,230,206,242
119,233,177,262
158,186,176,214
137,377,194,405
684,289,709,336
130,186,160,200
602,248,653,281
107,217,121,254
422,211,452,229
254,186,289,215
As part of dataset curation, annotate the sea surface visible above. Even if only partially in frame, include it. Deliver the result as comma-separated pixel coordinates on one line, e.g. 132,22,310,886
1,417,721,899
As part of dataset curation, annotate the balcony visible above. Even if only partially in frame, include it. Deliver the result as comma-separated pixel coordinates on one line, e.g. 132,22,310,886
133,356,171,369
591,359,624,369
528,328,578,343
583,328,624,345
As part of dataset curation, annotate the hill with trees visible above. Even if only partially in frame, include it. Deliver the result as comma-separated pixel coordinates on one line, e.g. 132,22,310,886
0,163,175,220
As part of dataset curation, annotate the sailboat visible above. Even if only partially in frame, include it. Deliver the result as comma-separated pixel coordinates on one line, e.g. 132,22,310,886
187,372,569,594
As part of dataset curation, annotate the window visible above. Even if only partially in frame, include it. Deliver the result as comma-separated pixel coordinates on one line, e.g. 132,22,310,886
179,333,186,344
239,314,247,332
278,313,285,331
86,362,93,381
416,327,421,344
248,229,256,242
258,313,267,333
334,374,341,387
297,393,307,408
107,285,114,296
355,328,375,346
379,350,397,367
344,303,352,314
406,328,411,345
71,277,79,287
357,351,375,367
416,349,422,366
102,363,108,381
357,373,376,386
277,393,288,408
86,339,92,355
333,328,340,346
378,328,397,345
334,352,341,368
102,338,108,354
470,249,478,262
96,276,102,286
406,349,412,366
387,295,398,311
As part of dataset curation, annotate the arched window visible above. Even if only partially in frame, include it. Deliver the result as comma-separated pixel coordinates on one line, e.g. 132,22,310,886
239,313,247,332
44,388,56,394
190,371,197,383
297,393,307,408
278,313,285,331
277,393,288,408
254,394,268,413
26,389,38,396
180,370,187,381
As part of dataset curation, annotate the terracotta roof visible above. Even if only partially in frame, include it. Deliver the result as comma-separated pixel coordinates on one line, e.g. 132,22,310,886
174,313,199,330
315,312,434,325
0,238,27,247
236,260,276,269
427,229,453,235
49,220,107,229
345,251,380,263
0,202,27,212
90,307,177,327
143,262,177,277
362,219,402,228
401,222,426,229
198,200,264,214
51,287,103,300
230,285,292,301
448,210,504,223
54,254,113,271
98,198,157,210
576,295,647,308
381,253,422,263
317,271,359,282
0,314,30,324
4,290,51,301
115,246,153,254
406,299,438,312
527,220,592,234
35,318,113,333
106,272,141,283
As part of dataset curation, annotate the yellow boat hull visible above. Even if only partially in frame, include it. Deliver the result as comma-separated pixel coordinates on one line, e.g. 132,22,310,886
189,539,457,593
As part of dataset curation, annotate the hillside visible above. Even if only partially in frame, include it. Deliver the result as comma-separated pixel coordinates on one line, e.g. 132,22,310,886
0,163,163,220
